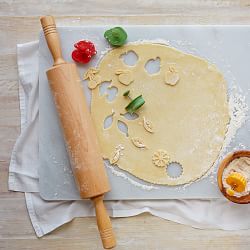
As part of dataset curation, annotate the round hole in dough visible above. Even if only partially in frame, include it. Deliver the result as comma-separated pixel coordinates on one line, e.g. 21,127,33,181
166,162,183,179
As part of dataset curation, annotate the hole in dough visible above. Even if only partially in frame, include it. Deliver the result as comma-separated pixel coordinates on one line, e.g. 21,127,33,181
120,50,138,66
121,112,139,120
99,81,111,95
166,162,183,178
144,57,161,75
99,81,118,102
106,87,118,102
103,113,114,129
117,120,128,137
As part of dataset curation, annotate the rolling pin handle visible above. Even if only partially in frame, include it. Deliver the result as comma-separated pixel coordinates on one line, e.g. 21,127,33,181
40,15,66,66
92,195,116,249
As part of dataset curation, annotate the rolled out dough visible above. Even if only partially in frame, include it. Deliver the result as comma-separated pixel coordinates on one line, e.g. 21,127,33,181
86,43,229,185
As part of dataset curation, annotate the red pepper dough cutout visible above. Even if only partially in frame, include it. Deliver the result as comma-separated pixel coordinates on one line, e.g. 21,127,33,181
72,40,97,64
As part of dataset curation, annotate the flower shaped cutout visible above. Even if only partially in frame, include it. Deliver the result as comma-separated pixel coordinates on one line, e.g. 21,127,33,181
152,150,170,167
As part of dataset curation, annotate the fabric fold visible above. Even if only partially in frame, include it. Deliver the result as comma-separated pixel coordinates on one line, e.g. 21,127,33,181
9,42,39,192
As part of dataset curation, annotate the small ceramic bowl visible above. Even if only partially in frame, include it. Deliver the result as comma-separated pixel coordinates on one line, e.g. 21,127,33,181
217,150,250,204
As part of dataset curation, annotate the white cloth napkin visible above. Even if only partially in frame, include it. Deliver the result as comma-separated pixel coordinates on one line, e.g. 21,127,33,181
9,41,250,237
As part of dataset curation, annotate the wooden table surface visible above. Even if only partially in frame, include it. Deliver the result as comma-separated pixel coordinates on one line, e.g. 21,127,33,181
1,1,250,249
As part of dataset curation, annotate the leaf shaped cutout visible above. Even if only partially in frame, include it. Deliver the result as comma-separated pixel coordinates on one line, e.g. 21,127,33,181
143,117,154,133
103,113,114,129
131,137,147,148
117,120,128,137
110,150,121,164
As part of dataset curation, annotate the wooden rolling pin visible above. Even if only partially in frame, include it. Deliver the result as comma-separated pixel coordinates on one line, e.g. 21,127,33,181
40,16,116,249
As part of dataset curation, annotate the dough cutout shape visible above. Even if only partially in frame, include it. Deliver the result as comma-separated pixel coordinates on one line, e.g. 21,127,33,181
86,43,229,185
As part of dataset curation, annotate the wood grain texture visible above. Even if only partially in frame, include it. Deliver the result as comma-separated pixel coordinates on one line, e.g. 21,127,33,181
0,0,250,249
0,0,250,18
41,15,115,247
47,63,110,198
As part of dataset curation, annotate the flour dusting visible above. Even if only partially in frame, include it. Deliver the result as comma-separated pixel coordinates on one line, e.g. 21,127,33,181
190,86,248,188
221,89,248,155
105,162,159,191
132,39,170,46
